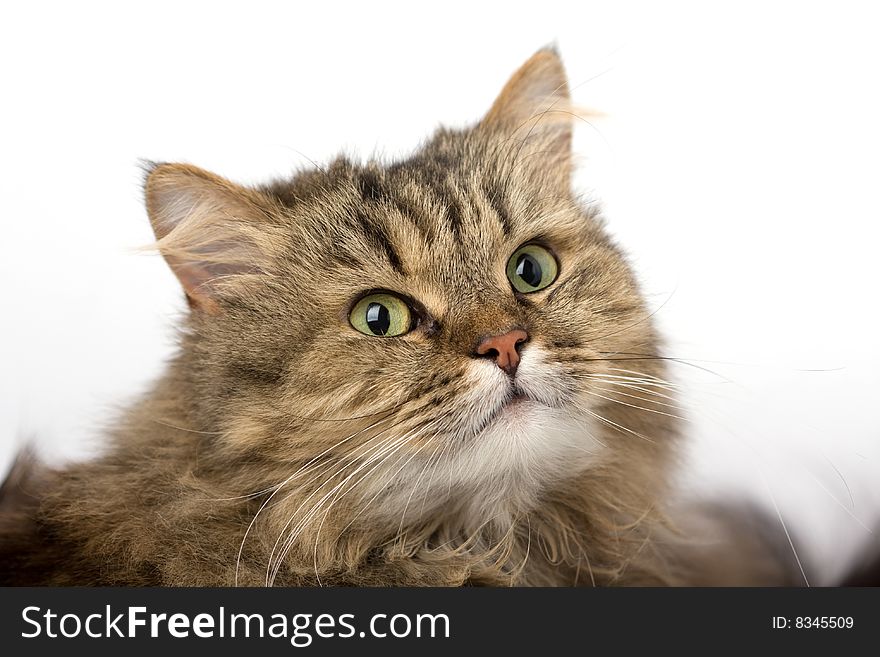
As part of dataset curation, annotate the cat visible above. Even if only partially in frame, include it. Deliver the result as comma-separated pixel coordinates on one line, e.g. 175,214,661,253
0,48,810,586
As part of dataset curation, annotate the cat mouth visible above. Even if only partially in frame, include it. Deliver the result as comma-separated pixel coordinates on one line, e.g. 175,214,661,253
471,388,548,436
502,390,531,409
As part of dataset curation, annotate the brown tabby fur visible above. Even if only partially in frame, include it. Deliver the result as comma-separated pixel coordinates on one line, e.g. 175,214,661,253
0,49,799,586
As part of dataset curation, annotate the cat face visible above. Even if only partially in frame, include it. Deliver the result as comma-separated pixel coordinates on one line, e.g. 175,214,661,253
144,49,662,522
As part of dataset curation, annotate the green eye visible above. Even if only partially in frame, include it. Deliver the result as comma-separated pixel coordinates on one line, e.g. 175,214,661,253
506,244,559,293
350,293,413,337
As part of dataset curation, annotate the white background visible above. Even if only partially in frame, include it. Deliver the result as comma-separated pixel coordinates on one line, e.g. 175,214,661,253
1,1,878,584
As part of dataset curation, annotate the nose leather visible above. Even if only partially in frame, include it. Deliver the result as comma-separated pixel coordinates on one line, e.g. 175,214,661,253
475,329,529,376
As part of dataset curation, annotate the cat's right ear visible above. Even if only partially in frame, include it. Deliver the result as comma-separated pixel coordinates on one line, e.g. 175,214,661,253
143,163,279,313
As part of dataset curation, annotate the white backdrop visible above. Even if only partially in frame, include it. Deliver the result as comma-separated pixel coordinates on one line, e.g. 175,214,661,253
2,1,878,584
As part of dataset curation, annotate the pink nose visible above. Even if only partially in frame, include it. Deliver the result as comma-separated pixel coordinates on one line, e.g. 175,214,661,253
475,329,529,376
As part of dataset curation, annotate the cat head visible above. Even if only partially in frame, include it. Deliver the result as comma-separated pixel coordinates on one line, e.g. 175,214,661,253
143,49,669,527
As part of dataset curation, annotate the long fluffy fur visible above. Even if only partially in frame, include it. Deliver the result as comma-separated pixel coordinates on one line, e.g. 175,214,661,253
0,48,802,586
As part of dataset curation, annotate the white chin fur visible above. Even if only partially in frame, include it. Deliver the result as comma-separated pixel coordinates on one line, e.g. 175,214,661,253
447,401,602,494
454,343,605,489
371,344,605,527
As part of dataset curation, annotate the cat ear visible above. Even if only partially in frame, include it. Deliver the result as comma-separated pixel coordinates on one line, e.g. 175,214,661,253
480,47,573,187
144,163,278,313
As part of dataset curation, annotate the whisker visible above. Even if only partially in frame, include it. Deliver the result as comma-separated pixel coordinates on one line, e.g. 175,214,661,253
587,353,734,382
418,427,456,520
802,470,873,534
316,420,444,572
265,428,410,585
580,407,655,443
823,455,856,511
589,385,685,411
396,436,447,540
149,419,223,435
606,367,678,384
234,411,401,585
575,376,683,402
759,469,811,587
270,433,414,586
267,415,443,585
311,432,436,586
581,390,688,421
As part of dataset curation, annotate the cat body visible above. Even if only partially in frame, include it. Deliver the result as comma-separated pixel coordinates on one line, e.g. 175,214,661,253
0,49,781,586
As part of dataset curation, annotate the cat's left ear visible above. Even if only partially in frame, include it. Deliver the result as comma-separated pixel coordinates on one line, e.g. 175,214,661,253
480,47,573,190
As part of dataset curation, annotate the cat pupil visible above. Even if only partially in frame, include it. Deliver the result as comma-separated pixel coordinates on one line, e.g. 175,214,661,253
365,302,391,335
515,254,542,287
